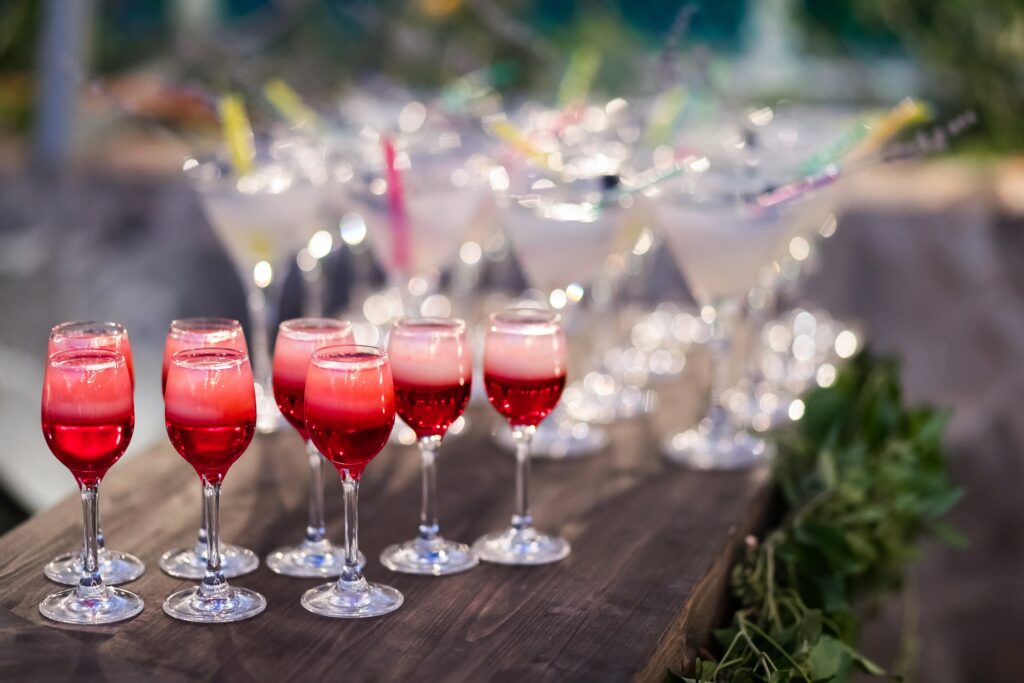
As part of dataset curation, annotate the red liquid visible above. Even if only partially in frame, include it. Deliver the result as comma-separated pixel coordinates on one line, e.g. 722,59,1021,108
307,416,394,480
42,414,134,487
166,418,255,484
395,380,471,439
274,377,309,440
484,373,566,427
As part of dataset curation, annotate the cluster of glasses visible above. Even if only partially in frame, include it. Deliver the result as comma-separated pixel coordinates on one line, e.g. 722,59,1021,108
38,309,570,625
182,87,881,477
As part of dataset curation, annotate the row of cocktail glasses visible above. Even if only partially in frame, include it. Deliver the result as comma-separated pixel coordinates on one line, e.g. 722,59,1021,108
187,97,862,468
38,310,569,625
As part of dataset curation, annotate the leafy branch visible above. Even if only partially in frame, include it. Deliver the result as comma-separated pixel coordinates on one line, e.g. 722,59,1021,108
672,351,962,683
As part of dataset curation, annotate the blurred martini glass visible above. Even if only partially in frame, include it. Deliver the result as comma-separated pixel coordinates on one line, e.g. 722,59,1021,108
490,157,647,458
185,141,326,433
650,161,800,469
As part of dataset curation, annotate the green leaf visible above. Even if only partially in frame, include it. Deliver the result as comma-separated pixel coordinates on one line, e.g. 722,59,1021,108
809,635,848,680
693,351,956,683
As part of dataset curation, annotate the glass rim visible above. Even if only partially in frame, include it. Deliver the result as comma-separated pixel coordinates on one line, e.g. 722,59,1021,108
279,317,354,341
488,307,561,330
392,317,467,335
183,153,320,193
169,317,242,338
171,347,249,370
47,348,126,371
50,320,127,341
309,344,387,371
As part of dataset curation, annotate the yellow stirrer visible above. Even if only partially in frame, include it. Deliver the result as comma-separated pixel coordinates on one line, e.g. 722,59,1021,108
217,94,255,177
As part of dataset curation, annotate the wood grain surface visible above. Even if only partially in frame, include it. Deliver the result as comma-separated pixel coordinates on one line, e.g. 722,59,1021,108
0,389,770,682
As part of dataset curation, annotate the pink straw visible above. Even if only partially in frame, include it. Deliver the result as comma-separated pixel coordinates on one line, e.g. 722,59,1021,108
382,136,411,274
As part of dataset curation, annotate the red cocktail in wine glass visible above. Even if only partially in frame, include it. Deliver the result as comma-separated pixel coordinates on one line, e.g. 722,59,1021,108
380,318,476,576
43,321,144,587
163,348,265,623
158,317,258,580
301,345,402,618
473,308,571,565
267,317,362,578
39,348,144,624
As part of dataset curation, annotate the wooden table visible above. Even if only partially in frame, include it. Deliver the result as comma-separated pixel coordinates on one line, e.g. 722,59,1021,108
0,385,770,682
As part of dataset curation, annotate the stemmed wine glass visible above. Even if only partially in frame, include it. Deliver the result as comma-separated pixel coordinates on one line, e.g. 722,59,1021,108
158,318,259,579
39,348,144,624
43,321,145,586
266,317,367,577
163,348,265,623
380,318,477,576
473,308,571,565
302,345,402,618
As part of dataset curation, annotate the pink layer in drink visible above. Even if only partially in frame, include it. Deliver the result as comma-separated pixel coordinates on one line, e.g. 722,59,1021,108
42,350,134,487
165,349,256,484
304,348,395,479
389,319,471,439
484,311,567,427
48,322,135,387
161,318,247,391
273,319,353,440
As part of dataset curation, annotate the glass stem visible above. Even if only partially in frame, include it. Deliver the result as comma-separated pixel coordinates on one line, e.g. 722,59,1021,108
418,435,442,542
195,492,209,557
708,303,736,409
247,285,274,394
95,494,105,550
76,484,105,598
198,481,227,598
339,472,364,584
511,426,536,532
305,440,326,544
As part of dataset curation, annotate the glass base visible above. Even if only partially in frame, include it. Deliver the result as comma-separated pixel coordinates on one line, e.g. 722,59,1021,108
380,537,478,576
724,380,792,434
44,548,145,586
159,542,259,579
163,585,266,623
266,540,366,578
301,578,404,619
662,421,773,470
472,527,571,566
492,415,608,460
39,585,144,625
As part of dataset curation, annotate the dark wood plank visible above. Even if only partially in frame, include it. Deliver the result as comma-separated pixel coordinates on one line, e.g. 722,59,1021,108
0,384,770,682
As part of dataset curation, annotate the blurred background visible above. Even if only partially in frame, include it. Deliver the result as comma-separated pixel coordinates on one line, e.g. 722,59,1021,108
1,1,1023,680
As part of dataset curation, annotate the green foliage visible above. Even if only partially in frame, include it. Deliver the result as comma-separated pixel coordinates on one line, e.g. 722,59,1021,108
671,351,961,683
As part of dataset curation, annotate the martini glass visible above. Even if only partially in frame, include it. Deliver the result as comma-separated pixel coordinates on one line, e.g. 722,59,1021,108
44,321,145,586
651,165,799,469
158,318,259,580
185,141,326,434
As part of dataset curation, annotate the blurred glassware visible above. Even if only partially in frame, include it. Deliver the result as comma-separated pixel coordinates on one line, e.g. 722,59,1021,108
487,148,647,457
184,137,328,433
649,159,802,469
